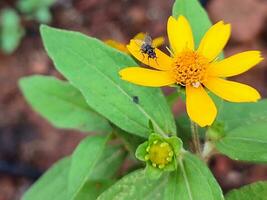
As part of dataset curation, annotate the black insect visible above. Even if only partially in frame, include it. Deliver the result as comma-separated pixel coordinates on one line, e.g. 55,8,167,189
135,34,157,61
132,96,139,104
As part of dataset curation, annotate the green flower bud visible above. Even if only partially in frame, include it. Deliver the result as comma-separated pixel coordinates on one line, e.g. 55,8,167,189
135,133,182,179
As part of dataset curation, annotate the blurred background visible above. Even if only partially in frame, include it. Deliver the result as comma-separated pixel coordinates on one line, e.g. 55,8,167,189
0,0,267,199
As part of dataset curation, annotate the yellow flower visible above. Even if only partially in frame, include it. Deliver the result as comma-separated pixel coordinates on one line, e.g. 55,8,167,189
105,32,164,54
119,15,263,127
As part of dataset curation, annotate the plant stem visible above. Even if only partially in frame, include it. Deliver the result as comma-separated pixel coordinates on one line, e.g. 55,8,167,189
190,120,201,155
202,141,215,162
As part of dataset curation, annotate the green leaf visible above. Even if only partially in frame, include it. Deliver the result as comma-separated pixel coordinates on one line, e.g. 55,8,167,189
40,25,176,138
215,123,267,162
164,153,224,200
217,100,267,131
115,127,146,156
166,91,179,108
74,145,125,200
225,181,267,200
71,144,125,200
75,180,114,200
89,145,127,180
175,114,192,149
22,157,70,200
214,100,267,162
0,8,24,54
19,75,111,133
172,0,211,47
68,135,110,199
23,143,124,200
97,170,167,200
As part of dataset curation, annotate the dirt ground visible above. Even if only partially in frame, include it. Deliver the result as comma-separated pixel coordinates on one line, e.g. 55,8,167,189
0,0,267,199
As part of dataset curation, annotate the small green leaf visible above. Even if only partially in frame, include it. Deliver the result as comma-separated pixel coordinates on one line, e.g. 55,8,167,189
225,181,267,200
97,170,167,200
40,25,176,138
0,8,24,54
215,123,267,162
68,135,110,200
19,75,111,133
164,153,224,200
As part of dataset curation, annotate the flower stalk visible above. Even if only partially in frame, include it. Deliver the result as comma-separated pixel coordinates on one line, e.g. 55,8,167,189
190,120,202,156
202,141,216,162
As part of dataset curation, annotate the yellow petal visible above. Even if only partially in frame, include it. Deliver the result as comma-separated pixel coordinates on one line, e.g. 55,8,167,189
119,67,175,87
127,40,172,71
152,37,165,48
186,85,217,127
167,16,194,54
105,40,129,54
204,77,261,102
207,51,263,77
198,21,231,62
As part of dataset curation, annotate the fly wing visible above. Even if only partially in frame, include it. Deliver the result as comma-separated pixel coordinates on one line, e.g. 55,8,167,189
133,39,145,47
144,34,153,46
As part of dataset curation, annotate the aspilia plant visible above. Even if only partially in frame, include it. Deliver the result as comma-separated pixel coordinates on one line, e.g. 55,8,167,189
119,15,263,127
105,32,164,54
19,0,267,199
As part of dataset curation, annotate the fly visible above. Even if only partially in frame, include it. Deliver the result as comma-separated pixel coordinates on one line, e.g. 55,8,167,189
135,34,157,63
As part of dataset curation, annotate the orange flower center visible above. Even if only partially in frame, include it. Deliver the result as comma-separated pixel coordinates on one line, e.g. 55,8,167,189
172,50,209,87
